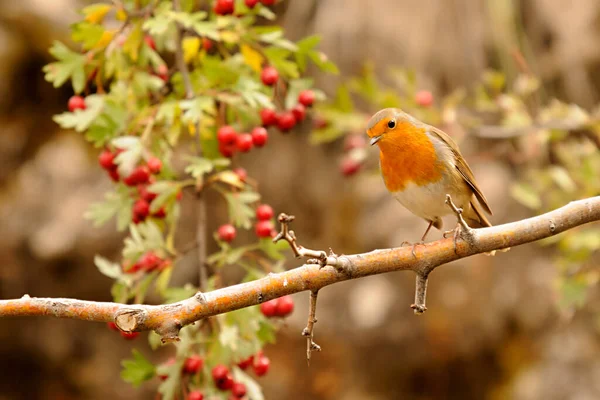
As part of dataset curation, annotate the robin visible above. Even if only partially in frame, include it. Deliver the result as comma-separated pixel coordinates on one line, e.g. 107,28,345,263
366,108,492,244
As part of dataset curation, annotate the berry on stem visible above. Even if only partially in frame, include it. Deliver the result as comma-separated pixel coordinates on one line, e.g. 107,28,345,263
120,331,140,340
108,169,120,182
298,90,315,107
147,157,162,174
245,0,259,8
217,126,237,145
219,142,236,158
218,224,236,243
260,299,278,317
251,127,268,147
183,355,204,375
260,66,279,86
415,90,434,107
277,111,296,132
98,150,116,170
291,103,306,122
133,199,150,220
107,321,118,331
68,95,86,112
260,108,277,127
124,166,151,186
152,207,166,219
256,204,274,221
202,38,213,51
237,355,254,370
213,0,235,15
138,251,161,272
236,133,253,152
231,382,247,398
340,158,361,177
138,185,157,202
188,391,204,400
255,220,274,238
275,295,294,317
144,35,156,50
212,365,229,382
253,355,270,376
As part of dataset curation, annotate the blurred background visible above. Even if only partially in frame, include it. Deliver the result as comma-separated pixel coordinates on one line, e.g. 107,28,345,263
1,0,600,399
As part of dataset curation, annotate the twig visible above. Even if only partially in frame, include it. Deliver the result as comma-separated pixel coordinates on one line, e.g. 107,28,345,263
410,273,429,315
0,197,598,344
301,290,321,364
173,0,193,99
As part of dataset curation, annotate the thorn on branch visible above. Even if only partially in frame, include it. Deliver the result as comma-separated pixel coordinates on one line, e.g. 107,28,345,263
410,273,429,314
301,290,321,364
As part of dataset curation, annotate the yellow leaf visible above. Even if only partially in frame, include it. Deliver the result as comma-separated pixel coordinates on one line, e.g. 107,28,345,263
188,122,197,136
97,30,116,49
83,4,113,24
220,30,240,44
115,7,127,21
206,171,245,189
240,44,263,73
123,22,143,62
182,37,201,64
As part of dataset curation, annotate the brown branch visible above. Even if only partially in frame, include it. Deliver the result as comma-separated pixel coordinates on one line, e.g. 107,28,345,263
173,0,193,99
301,290,321,364
1,197,599,344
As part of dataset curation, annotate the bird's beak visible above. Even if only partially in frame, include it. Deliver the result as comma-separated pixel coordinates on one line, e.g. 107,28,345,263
370,135,382,146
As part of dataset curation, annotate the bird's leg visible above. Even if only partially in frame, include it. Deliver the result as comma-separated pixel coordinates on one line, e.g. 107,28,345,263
444,195,475,253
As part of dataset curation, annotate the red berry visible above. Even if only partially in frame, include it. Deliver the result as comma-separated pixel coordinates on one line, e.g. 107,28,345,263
133,199,150,220
144,35,156,50
120,331,140,340
260,0,276,5
344,135,367,151
340,158,361,177
218,142,236,158
256,204,274,221
183,355,204,375
124,166,151,186
108,168,120,182
251,127,268,147
213,0,235,15
157,64,169,82
188,391,204,400
260,108,277,127
212,365,229,381
138,251,162,271
152,207,166,219
98,150,116,170
137,185,157,202
275,295,294,316
202,38,213,51
260,66,279,86
255,220,274,238
291,103,306,122
158,358,176,381
237,355,254,370
298,90,315,107
217,224,236,243
260,299,278,317
68,95,86,112
231,382,247,397
253,355,270,376
233,167,247,182
415,90,434,107
236,133,253,152
107,321,119,331
217,126,237,145
176,190,183,201
277,111,296,132
217,374,234,391
147,157,162,174
245,0,259,8
313,116,328,129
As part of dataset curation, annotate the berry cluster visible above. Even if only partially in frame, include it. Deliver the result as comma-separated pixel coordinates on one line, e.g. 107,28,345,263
124,250,170,274
216,204,276,244
259,295,294,318
236,351,271,377
213,0,277,15
217,125,268,158
259,87,315,133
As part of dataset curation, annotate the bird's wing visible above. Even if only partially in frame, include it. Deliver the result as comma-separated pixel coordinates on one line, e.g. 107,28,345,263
429,126,493,215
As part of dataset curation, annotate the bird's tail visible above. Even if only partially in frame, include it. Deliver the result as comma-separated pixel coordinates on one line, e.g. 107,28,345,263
465,200,492,228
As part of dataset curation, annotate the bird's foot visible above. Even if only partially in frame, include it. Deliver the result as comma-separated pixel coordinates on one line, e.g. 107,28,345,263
401,240,425,258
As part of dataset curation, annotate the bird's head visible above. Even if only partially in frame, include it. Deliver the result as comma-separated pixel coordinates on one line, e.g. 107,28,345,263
366,108,425,147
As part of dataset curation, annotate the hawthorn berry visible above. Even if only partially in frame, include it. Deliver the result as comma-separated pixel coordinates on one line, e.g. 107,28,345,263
133,199,150,220
213,0,235,15
251,127,268,147
253,355,270,376
144,35,156,50
152,207,166,219
298,90,315,107
120,331,140,340
107,321,118,331
260,299,278,317
231,382,247,398
233,167,248,182
260,0,276,5
183,355,204,375
98,150,116,170
137,185,157,202
237,355,254,370
216,374,234,391
124,166,151,186
291,103,306,122
236,133,253,152
108,168,120,182
255,220,274,238
415,90,434,107
260,108,277,127
275,295,294,317
245,0,259,8
256,204,274,221
202,38,213,51
147,157,162,174
313,116,328,129
340,158,361,176
212,365,229,381
68,95,86,112
260,66,279,86
218,224,236,243
219,142,236,158
157,64,169,82
138,251,161,271
217,126,237,145
188,392,204,400
344,134,367,151
277,111,296,132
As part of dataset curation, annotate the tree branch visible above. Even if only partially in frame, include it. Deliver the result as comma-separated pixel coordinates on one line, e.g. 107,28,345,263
1,197,599,344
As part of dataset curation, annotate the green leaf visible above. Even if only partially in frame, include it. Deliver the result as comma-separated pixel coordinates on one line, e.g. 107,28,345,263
53,95,105,132
258,238,288,260
85,186,133,231
180,97,216,124
111,281,130,302
148,331,163,350
263,47,299,79
155,267,173,295
122,220,166,261
224,190,260,229
235,77,275,109
147,181,183,214
94,255,123,280
121,349,155,388
257,319,276,344
511,183,541,210
44,41,87,92
71,22,106,50
143,2,173,35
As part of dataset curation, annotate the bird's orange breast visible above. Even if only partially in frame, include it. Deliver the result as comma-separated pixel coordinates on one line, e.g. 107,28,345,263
377,123,443,192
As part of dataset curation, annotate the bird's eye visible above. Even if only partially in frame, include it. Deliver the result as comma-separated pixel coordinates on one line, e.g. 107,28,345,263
387,119,396,129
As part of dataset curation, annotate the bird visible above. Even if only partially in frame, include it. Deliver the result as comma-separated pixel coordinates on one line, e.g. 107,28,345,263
366,108,492,245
